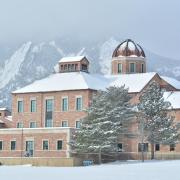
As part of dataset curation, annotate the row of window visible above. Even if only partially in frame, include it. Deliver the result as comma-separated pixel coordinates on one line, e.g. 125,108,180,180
16,120,81,128
17,97,83,113
117,63,144,73
0,140,63,151
60,64,88,72
117,143,176,152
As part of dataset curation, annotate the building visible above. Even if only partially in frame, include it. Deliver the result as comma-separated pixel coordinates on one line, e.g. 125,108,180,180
0,39,180,165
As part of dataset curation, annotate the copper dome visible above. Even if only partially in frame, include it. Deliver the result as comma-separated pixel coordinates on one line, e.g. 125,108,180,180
112,39,145,58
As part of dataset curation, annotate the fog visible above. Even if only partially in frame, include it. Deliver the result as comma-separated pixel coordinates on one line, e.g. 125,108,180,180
0,0,179,59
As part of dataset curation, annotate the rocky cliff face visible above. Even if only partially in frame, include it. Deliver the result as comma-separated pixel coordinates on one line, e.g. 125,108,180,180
0,37,180,108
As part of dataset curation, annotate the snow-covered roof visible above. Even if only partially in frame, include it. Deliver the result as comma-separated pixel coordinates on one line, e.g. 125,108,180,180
164,92,180,109
12,72,109,94
59,56,85,63
161,76,180,90
0,119,5,123
0,108,7,111
12,72,158,94
5,116,12,121
106,72,157,93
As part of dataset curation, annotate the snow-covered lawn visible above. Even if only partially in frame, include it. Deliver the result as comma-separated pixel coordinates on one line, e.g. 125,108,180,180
0,160,179,180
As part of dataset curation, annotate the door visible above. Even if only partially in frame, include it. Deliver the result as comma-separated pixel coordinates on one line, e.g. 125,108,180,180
26,141,34,157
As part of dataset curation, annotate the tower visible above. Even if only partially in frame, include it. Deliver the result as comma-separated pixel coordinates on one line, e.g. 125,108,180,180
111,39,146,75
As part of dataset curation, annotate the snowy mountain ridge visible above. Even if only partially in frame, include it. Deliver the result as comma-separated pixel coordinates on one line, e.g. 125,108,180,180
0,37,180,108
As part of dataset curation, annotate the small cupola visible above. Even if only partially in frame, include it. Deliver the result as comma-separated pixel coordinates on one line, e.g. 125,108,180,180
58,56,89,73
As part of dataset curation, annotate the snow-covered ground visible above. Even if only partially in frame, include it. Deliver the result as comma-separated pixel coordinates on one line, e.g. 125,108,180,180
0,160,179,180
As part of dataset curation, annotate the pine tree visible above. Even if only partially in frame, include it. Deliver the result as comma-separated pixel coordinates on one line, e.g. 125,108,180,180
137,81,179,160
71,86,134,163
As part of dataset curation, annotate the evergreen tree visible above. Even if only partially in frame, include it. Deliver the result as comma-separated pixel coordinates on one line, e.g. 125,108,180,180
71,86,134,162
137,81,179,159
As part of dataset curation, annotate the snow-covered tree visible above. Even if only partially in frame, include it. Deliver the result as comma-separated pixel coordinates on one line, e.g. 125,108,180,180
137,81,179,160
71,86,134,162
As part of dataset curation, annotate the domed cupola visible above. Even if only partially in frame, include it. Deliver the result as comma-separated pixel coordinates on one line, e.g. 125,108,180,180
112,39,145,58
111,39,146,75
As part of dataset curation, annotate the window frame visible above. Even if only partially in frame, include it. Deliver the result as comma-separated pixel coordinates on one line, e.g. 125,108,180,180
61,96,68,112
76,96,83,111
61,120,68,127
141,63,144,73
118,63,122,73
29,121,37,128
44,98,54,127
57,140,63,150
138,143,148,152
42,140,49,150
170,144,175,151
17,122,23,128
75,120,81,129
155,144,160,151
129,62,136,73
17,100,23,113
10,140,16,151
117,143,123,152
30,99,37,112
0,141,3,151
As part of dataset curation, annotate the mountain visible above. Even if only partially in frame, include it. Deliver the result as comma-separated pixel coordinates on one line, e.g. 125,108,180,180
0,37,180,109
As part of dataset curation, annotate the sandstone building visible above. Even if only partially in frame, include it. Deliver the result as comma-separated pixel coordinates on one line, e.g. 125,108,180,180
0,39,180,165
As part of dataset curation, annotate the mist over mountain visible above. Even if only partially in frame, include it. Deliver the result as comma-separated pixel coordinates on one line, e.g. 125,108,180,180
0,37,180,109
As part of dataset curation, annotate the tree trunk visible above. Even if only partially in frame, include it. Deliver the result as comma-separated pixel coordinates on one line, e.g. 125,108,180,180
151,143,155,160
98,148,102,164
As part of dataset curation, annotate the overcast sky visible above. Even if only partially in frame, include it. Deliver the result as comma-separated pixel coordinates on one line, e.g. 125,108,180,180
0,0,179,59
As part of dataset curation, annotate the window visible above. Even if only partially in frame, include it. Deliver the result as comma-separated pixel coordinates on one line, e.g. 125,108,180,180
45,99,53,127
18,100,23,112
170,144,175,151
30,100,37,112
17,122,23,128
0,141,3,150
75,64,78,70
46,99,53,112
76,97,82,111
61,65,63,71
76,121,81,128
118,63,122,73
62,121,68,127
30,122,36,128
25,141,34,156
64,64,67,71
71,64,75,71
57,140,63,150
129,63,136,73
68,64,71,71
81,64,87,71
155,144,160,151
42,140,49,150
11,141,16,151
62,97,68,111
141,63,144,73
117,143,123,152
138,143,148,152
